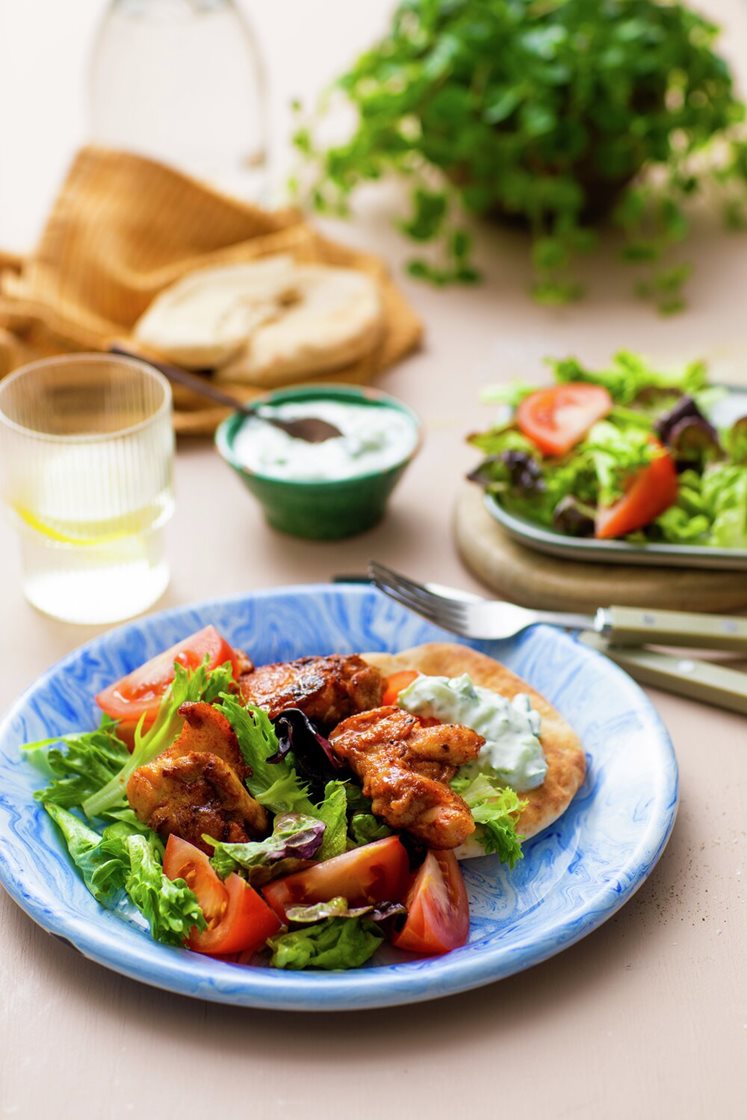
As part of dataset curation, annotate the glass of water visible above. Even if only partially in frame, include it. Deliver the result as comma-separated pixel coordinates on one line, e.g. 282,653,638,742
0,354,174,625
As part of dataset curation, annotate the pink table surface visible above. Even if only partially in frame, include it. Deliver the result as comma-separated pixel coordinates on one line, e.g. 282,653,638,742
1,2,746,1117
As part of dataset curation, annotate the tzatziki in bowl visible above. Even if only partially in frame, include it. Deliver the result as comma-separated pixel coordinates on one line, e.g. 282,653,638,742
215,384,422,538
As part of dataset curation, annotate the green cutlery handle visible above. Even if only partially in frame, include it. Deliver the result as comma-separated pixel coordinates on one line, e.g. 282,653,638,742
582,633,747,715
600,605,747,652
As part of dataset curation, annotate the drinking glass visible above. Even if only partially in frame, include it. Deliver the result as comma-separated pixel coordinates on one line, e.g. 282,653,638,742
0,354,174,625
89,0,268,201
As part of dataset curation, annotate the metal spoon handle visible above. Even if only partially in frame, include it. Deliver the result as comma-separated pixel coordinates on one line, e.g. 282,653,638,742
110,346,251,414
109,346,342,442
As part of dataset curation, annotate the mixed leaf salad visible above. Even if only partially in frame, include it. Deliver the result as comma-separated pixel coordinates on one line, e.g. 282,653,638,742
24,629,525,971
468,351,747,547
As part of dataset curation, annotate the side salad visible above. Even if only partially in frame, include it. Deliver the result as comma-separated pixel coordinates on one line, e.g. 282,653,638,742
468,351,747,547
24,627,526,971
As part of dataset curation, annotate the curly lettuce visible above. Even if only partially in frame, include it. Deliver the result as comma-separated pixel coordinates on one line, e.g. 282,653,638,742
24,716,130,812
45,805,205,945
216,695,316,815
81,660,235,819
452,774,526,867
268,917,383,970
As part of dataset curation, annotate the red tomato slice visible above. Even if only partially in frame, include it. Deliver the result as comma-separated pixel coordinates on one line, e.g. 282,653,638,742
95,625,238,732
595,444,678,539
163,835,281,956
382,670,419,706
163,834,228,924
393,850,469,956
189,874,281,956
261,836,410,921
517,383,613,457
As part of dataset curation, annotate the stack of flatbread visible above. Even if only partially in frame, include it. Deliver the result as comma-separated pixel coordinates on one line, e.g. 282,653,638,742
133,255,385,387
0,147,423,434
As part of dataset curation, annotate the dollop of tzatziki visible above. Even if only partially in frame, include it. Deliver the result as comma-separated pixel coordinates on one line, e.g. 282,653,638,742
232,400,418,482
397,672,547,791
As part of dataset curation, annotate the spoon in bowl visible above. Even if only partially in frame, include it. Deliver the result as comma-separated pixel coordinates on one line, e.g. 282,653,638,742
110,346,343,443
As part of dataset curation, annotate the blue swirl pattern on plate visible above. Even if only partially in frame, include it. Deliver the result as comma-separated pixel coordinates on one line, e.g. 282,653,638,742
0,585,678,1011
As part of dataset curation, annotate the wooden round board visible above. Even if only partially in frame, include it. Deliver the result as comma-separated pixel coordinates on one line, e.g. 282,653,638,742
454,483,747,613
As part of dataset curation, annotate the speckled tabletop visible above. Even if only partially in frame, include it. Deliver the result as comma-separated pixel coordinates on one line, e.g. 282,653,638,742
1,2,746,1118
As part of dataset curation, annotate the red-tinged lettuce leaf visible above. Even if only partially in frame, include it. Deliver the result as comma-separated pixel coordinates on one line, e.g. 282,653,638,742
207,813,325,883
270,708,345,800
654,396,721,467
285,896,407,924
468,450,545,496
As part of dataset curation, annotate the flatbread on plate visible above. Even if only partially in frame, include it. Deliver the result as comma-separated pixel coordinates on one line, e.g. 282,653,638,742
363,642,586,851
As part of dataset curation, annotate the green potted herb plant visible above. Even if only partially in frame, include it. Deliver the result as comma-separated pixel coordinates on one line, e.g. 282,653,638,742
293,0,747,310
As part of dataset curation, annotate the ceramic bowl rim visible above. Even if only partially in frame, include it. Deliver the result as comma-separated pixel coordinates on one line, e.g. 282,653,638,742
214,383,423,488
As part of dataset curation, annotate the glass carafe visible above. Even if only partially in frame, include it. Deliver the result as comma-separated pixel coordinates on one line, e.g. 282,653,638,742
89,0,267,200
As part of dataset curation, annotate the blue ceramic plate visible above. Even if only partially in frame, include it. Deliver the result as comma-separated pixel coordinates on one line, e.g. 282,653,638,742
0,585,678,1011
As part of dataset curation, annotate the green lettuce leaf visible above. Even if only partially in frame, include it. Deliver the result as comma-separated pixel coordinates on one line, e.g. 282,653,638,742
654,462,747,547
44,806,205,945
44,803,128,905
81,659,235,820
119,829,206,946
349,812,392,847
452,774,526,867
340,782,392,848
25,716,130,811
722,417,747,465
216,695,314,814
267,917,383,970
550,351,708,406
467,424,538,460
704,464,747,548
313,780,349,860
479,381,535,409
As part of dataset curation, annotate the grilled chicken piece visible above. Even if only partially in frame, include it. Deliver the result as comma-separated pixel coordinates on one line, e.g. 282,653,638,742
164,702,249,774
329,706,484,849
126,701,268,852
239,654,384,726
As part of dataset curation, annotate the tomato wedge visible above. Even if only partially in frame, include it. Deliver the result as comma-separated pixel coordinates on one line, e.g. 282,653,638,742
163,834,228,926
261,836,410,922
163,835,281,956
382,670,419,706
517,383,612,457
189,874,281,956
95,625,238,733
595,444,678,539
392,850,469,956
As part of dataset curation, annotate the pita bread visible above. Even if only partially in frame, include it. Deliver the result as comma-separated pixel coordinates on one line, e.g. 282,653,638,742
216,264,383,386
133,256,297,368
363,643,586,853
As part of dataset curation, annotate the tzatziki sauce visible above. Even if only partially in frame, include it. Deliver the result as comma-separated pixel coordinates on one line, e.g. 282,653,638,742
397,672,547,791
232,399,418,482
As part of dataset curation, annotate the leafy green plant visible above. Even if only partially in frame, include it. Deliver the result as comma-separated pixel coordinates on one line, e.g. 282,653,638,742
292,0,747,309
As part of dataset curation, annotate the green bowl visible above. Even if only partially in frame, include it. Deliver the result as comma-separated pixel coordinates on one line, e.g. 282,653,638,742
215,384,422,540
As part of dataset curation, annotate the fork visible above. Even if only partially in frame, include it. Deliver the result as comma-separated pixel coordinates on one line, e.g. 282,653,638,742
367,562,747,714
368,561,747,652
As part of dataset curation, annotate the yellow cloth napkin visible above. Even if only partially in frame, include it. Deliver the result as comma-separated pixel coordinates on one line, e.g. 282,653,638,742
0,147,423,435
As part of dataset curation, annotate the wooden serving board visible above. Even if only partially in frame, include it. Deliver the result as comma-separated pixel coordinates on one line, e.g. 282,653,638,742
454,483,747,613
